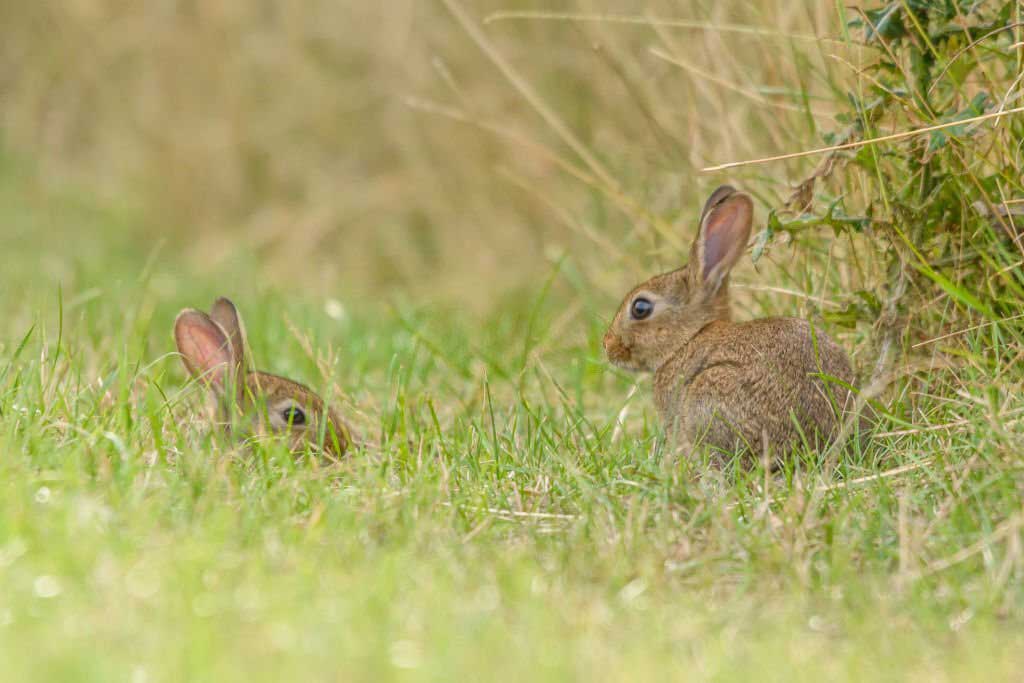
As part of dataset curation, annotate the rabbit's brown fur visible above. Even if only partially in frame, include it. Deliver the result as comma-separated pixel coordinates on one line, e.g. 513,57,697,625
604,186,859,460
174,297,351,458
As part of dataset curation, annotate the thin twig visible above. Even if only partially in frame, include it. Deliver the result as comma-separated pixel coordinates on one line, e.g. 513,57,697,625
701,106,1024,172
483,11,844,44
877,407,1024,437
442,501,580,521
650,48,833,117
727,458,937,510
927,22,1024,96
731,283,843,308
611,385,639,445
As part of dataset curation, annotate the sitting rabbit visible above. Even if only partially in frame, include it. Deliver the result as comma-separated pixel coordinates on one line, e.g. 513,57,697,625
604,186,860,460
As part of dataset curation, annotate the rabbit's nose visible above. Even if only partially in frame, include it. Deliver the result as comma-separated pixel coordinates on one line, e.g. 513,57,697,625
603,331,628,362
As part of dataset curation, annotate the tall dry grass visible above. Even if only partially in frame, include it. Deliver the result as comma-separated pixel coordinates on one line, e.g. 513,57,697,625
1,1,862,300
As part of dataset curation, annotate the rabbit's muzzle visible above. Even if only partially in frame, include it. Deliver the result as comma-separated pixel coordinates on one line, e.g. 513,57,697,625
603,330,633,367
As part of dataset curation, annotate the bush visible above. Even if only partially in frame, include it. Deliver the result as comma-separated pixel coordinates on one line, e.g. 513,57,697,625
760,1,1024,422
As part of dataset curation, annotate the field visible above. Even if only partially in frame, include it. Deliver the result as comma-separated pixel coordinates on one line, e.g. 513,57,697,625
2,2,1023,680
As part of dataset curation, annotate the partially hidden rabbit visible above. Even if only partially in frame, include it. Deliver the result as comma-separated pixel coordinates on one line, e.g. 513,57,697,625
603,186,860,460
174,297,351,457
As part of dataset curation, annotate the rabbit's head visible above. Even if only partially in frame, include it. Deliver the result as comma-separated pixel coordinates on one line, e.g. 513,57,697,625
604,186,753,372
174,297,350,457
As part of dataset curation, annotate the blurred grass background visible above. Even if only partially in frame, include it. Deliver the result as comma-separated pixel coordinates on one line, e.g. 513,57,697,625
1,1,868,300
2,1,1024,680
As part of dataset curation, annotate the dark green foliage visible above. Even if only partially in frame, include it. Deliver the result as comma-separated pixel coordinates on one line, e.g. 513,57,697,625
782,1,1023,343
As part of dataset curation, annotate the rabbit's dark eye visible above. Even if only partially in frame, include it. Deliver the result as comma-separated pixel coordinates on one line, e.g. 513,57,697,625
281,406,306,426
630,297,654,320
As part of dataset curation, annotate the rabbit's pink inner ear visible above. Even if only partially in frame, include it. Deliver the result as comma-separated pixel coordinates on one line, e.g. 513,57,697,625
700,195,753,286
209,297,246,370
174,310,234,388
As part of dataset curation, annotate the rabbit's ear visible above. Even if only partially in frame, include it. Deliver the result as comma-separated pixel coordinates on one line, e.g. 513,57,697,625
174,309,239,390
694,186,753,295
210,297,247,371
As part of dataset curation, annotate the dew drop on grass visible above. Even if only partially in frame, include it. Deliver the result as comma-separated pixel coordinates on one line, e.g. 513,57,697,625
325,298,347,321
0,538,27,567
33,575,62,598
949,608,974,632
618,578,647,604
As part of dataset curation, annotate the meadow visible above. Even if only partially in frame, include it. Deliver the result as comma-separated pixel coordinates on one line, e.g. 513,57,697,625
1,1,1023,680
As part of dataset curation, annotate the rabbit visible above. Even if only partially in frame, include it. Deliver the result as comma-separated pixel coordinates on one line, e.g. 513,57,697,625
603,185,861,462
174,297,351,458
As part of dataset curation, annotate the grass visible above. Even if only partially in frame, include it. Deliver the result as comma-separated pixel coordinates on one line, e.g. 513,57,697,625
2,151,1023,682
3,1,1024,680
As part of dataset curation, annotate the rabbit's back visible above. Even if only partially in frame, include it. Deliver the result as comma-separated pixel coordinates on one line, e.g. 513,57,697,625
654,317,856,458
